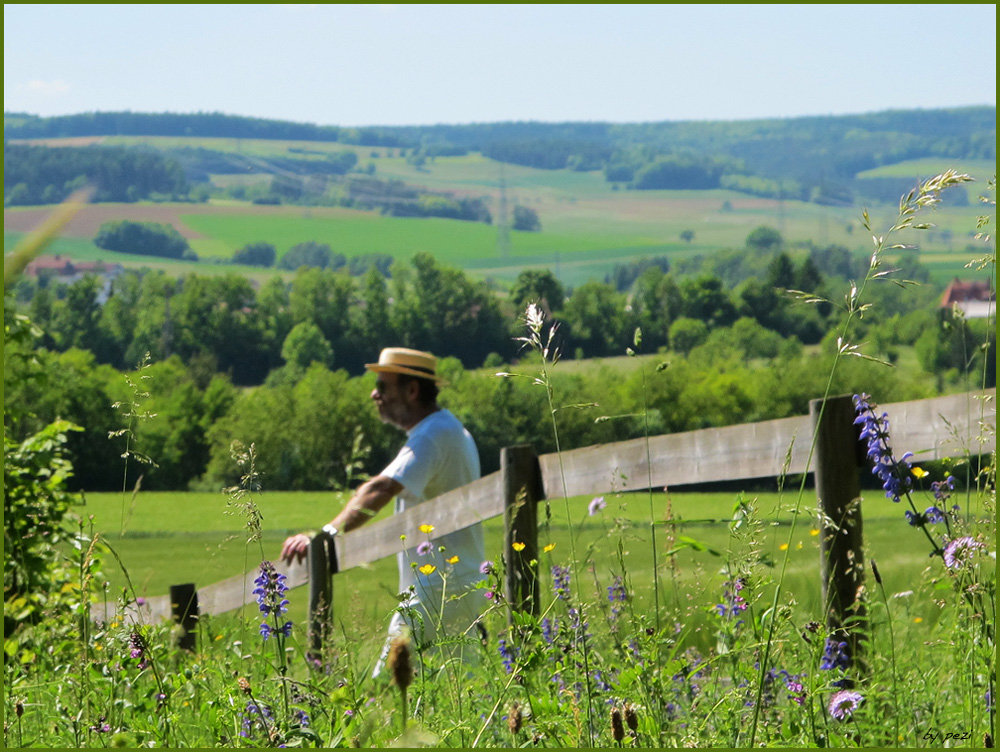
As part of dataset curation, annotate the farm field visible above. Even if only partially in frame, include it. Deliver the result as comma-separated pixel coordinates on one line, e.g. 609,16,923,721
5,138,994,286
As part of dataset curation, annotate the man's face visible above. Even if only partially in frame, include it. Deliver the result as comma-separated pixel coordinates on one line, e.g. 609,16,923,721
371,373,411,428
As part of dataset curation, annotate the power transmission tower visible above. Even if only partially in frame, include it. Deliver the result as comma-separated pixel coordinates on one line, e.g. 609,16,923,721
496,163,510,260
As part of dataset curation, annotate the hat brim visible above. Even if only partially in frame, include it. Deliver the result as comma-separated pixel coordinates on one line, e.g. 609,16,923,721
365,363,445,384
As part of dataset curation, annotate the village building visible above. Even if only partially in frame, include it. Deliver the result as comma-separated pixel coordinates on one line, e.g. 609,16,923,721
23,254,125,304
939,278,996,320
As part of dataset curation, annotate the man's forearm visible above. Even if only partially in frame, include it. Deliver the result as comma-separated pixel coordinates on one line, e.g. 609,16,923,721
330,475,401,533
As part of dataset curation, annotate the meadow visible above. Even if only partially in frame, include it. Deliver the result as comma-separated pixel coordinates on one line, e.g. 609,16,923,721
3,166,994,748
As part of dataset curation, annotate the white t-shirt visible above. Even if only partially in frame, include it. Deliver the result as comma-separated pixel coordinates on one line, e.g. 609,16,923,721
380,408,486,601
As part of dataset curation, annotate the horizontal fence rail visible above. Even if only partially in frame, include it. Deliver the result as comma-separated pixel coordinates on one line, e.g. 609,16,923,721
90,389,995,627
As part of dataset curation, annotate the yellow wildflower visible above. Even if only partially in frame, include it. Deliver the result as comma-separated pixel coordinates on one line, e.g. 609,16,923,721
543,543,556,553
512,542,526,552
446,555,460,564
418,564,437,575
418,524,435,534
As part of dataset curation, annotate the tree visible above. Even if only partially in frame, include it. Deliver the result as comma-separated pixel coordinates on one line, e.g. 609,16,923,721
94,220,192,260
668,317,709,355
233,242,277,267
681,275,737,328
680,229,695,243
766,252,797,290
277,241,344,271
512,205,541,232
510,269,565,313
281,322,334,372
561,281,629,358
745,225,784,252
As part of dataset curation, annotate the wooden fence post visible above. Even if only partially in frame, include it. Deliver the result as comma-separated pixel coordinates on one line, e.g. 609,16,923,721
307,532,336,657
169,583,198,652
502,445,543,625
810,394,868,668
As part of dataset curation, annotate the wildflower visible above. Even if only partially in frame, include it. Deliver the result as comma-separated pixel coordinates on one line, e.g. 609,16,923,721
943,536,985,569
715,578,747,619
418,564,437,576
924,506,945,523
607,575,627,619
238,677,252,695
498,637,518,674
853,393,913,502
512,541,526,552
552,565,572,601
932,476,955,505
810,528,820,536
418,524,435,534
828,689,864,720
912,466,929,479
479,560,494,575
588,496,607,515
543,542,556,553
416,541,434,556
240,701,274,739
446,555,459,564
128,631,148,669
610,706,625,742
820,638,851,671
541,617,555,645
253,561,292,640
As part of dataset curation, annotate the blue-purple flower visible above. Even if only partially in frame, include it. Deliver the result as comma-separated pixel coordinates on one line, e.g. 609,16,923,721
253,561,292,640
498,637,518,674
416,541,434,557
828,689,864,720
607,575,627,618
588,496,607,515
714,578,748,619
820,638,850,670
943,536,985,569
853,393,913,503
480,560,495,575
552,565,572,601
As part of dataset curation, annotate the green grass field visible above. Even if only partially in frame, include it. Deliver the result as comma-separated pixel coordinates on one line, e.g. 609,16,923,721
76,485,983,650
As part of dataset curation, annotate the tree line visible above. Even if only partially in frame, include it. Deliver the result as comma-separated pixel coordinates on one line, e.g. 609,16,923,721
6,107,993,207
7,223,992,492
4,144,188,206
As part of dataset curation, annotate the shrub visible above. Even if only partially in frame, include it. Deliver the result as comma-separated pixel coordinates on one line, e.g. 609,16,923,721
94,220,190,260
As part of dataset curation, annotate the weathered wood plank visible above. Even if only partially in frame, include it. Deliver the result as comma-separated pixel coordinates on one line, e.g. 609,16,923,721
882,389,995,460
539,415,813,499
334,470,504,572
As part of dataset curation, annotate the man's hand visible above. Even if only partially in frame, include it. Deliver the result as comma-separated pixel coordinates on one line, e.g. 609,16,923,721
280,533,312,566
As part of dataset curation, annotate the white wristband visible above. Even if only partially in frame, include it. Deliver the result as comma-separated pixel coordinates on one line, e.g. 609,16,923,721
322,523,339,538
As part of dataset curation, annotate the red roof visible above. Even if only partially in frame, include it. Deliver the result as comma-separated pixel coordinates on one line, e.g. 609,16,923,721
940,279,995,306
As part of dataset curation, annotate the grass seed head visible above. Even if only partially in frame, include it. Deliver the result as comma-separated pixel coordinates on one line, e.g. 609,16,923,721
610,705,625,742
386,633,413,691
507,701,523,735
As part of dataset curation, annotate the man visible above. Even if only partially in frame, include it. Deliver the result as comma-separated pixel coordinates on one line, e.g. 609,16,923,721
280,347,486,673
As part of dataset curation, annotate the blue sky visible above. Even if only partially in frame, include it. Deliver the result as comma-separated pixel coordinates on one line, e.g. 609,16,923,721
4,4,996,127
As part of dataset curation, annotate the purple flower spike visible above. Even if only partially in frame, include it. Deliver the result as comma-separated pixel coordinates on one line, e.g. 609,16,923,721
588,496,607,515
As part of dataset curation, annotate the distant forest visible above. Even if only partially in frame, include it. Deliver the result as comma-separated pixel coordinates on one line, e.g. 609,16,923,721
4,107,996,207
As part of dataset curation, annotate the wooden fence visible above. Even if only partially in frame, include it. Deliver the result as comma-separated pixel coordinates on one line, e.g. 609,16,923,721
91,389,995,655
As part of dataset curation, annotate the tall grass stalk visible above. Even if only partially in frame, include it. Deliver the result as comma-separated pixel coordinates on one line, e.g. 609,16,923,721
109,352,157,536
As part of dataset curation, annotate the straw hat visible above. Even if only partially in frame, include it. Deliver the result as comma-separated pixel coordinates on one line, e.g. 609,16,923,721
365,347,443,382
